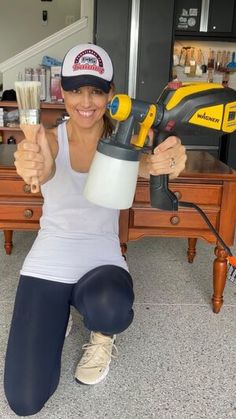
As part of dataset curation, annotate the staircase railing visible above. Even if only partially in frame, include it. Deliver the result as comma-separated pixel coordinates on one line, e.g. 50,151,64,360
0,0,94,90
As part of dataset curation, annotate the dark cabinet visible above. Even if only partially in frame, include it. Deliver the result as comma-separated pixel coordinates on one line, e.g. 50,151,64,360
95,0,175,101
226,134,236,169
94,0,131,93
208,0,235,33
136,0,174,101
175,0,202,32
175,0,236,38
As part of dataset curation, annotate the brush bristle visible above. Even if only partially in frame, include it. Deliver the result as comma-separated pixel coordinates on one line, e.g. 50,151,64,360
15,81,41,110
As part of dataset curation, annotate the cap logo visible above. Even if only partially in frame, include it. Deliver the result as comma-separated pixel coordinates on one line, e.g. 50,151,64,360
72,49,104,75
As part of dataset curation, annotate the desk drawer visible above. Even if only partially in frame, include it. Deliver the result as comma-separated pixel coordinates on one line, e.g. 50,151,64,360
0,202,42,221
130,207,219,229
134,183,222,205
0,180,41,197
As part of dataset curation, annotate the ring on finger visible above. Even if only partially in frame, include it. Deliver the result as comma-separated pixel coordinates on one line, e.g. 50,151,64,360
169,157,176,168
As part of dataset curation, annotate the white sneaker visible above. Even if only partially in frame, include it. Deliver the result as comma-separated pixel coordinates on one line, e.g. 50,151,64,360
75,332,117,385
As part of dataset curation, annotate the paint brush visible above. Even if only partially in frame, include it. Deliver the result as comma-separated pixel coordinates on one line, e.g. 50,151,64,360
15,81,41,193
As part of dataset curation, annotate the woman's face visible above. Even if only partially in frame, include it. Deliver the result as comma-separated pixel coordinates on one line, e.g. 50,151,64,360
62,86,113,130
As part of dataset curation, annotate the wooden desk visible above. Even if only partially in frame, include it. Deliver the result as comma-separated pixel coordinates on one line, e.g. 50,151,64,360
0,146,236,313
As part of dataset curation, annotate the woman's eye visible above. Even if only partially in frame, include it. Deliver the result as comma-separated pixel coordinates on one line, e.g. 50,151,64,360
69,88,104,95
92,89,103,95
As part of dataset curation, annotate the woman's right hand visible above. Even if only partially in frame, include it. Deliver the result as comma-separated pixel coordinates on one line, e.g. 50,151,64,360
14,124,55,186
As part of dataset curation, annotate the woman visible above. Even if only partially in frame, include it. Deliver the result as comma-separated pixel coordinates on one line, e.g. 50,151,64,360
4,43,187,416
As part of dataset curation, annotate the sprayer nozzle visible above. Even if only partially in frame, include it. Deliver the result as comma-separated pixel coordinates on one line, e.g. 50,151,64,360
108,95,132,121
108,97,119,116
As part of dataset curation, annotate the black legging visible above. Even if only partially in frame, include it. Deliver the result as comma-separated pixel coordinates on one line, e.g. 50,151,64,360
4,265,134,417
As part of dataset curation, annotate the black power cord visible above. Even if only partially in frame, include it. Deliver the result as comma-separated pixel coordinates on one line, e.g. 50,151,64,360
179,201,233,257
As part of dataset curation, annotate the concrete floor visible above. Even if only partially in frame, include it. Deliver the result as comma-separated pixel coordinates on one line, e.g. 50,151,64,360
0,231,236,419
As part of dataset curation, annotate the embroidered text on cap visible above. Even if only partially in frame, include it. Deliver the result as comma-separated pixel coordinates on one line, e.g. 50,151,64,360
73,49,105,75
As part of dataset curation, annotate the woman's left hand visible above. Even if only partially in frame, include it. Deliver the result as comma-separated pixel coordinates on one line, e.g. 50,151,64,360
148,135,187,179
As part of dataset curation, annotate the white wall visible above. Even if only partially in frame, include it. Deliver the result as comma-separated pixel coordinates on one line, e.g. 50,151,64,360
0,0,94,91
0,0,81,62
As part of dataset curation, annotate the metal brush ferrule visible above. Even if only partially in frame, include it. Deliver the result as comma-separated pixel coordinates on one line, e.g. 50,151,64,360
19,109,40,125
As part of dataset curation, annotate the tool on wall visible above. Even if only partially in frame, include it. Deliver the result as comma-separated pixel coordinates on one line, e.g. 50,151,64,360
227,51,236,71
184,48,192,75
188,48,196,77
220,50,231,87
207,49,215,82
195,49,203,76
83,82,236,282
215,50,222,72
179,47,187,67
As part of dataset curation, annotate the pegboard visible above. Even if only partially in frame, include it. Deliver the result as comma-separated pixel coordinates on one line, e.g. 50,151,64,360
173,40,236,90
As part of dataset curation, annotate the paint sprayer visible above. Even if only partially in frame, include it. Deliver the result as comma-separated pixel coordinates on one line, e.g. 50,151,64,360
83,82,236,281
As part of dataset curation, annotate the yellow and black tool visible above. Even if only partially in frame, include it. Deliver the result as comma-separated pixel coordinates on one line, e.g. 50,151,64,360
154,81,236,135
109,82,236,210
106,82,236,282
84,82,236,281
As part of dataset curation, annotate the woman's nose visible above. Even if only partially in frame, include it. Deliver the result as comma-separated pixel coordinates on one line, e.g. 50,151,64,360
80,91,92,107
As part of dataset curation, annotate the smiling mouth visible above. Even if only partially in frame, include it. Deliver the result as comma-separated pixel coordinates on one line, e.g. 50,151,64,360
78,110,94,117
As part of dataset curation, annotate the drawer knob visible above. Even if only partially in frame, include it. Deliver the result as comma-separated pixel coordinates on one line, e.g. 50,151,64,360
23,184,31,193
174,190,182,200
170,215,180,225
24,209,33,218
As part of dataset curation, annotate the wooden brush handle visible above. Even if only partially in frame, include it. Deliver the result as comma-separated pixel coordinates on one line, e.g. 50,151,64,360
20,123,41,193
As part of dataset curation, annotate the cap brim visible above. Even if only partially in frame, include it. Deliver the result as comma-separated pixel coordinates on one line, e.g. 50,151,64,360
61,75,111,93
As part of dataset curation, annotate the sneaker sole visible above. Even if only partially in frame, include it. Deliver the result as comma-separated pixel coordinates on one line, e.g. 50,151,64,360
65,314,73,338
75,363,110,385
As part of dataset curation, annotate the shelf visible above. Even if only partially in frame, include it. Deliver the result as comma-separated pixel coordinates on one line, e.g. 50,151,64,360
0,126,21,131
41,102,65,110
0,102,66,144
175,32,236,42
0,101,65,109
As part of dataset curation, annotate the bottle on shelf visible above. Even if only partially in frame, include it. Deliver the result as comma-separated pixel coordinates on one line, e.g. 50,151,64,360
0,107,4,127
207,49,215,83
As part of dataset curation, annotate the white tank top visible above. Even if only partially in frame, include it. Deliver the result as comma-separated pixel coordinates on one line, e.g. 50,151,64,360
20,122,128,284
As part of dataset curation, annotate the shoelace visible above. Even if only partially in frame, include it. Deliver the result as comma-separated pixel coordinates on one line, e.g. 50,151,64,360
79,341,118,369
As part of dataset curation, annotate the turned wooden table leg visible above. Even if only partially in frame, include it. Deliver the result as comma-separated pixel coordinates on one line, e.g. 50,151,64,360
4,230,13,255
187,238,197,263
212,245,228,313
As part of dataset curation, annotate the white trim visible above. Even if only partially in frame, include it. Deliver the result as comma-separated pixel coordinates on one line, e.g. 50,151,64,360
0,17,88,72
200,0,210,32
128,0,140,98
80,0,89,17
80,0,95,19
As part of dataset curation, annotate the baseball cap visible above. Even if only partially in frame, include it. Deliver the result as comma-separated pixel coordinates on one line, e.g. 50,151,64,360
61,43,113,93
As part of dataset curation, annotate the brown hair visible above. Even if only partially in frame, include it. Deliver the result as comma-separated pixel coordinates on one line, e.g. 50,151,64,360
101,82,116,138
102,112,115,137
